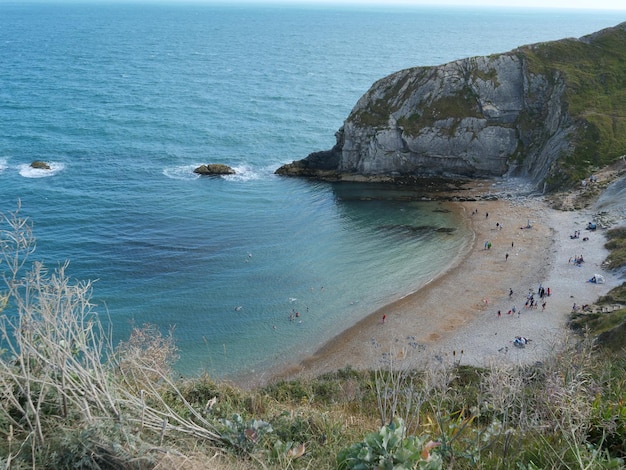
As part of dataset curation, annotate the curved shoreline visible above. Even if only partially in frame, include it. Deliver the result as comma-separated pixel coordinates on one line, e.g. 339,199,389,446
233,201,476,388
238,189,623,389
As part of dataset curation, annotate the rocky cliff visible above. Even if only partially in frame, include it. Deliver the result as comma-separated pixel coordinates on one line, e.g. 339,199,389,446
277,22,626,190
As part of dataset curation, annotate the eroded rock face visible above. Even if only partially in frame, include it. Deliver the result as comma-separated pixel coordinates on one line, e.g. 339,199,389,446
277,23,626,190
278,54,570,187
338,53,572,184
194,164,236,176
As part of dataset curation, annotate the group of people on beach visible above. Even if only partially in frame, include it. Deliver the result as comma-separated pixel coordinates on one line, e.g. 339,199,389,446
513,336,530,347
524,285,550,310
569,255,585,265
570,229,590,241
500,284,551,316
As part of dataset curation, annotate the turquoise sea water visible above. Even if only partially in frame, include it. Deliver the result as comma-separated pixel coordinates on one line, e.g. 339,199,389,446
0,3,623,379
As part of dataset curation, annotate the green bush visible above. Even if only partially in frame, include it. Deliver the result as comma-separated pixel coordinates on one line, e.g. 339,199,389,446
337,418,442,470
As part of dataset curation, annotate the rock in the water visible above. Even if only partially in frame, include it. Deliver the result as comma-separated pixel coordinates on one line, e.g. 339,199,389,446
30,161,51,170
194,164,236,176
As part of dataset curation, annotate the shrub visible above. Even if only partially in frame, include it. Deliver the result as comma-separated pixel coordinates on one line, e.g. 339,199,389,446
337,418,442,470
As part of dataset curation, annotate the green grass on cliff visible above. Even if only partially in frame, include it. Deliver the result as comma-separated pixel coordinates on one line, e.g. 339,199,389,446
603,226,626,272
397,88,483,137
521,25,626,182
353,68,484,135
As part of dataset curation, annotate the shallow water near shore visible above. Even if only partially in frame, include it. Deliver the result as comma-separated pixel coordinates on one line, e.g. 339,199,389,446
0,3,622,378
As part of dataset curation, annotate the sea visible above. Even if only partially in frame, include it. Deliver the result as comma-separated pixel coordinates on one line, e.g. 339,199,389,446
0,2,623,380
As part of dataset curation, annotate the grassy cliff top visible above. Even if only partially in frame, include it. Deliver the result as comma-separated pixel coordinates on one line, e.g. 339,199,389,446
520,22,626,182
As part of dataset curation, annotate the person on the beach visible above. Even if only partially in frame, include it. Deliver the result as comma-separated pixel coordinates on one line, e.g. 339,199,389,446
505,253,509,261
382,314,386,324
509,288,513,297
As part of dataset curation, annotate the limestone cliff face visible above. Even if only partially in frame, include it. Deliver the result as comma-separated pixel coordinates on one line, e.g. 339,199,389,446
337,53,570,184
277,23,626,189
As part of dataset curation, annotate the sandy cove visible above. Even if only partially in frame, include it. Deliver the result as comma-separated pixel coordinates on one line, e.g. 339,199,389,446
249,191,623,386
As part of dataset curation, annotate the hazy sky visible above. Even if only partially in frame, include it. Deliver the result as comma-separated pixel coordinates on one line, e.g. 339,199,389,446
175,0,626,10
14,0,625,10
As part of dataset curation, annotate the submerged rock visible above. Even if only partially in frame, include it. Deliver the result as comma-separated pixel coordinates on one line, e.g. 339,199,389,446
194,164,236,176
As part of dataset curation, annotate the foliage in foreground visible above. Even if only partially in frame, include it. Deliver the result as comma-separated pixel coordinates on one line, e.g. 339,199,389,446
1,206,626,469
0,207,222,469
337,418,441,470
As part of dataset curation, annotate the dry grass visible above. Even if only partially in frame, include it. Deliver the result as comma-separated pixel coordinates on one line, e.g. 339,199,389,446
0,206,222,468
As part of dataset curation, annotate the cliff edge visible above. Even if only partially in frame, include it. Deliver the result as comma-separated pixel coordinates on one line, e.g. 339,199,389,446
277,22,626,191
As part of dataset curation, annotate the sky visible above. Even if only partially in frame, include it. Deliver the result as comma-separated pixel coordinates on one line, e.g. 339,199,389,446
6,0,625,10
353,0,624,8
175,0,626,10
290,0,626,10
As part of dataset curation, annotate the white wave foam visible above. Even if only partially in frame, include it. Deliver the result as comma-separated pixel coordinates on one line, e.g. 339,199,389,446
163,165,201,180
163,163,271,182
0,157,8,173
18,162,65,178
223,165,263,182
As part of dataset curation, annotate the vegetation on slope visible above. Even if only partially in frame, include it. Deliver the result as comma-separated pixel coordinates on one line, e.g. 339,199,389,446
603,226,626,272
1,206,625,469
522,24,626,184
571,225,626,355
